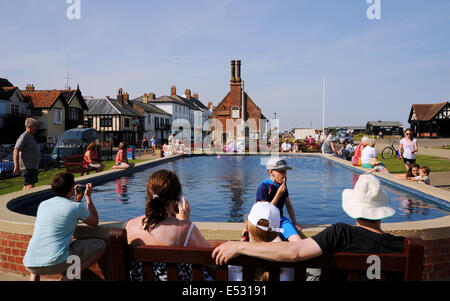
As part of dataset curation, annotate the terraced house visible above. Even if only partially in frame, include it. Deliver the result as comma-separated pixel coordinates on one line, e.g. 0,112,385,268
21,84,89,144
84,89,144,146
133,85,211,142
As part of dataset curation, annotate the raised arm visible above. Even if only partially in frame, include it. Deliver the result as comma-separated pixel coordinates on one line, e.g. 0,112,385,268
212,238,322,265
79,184,99,227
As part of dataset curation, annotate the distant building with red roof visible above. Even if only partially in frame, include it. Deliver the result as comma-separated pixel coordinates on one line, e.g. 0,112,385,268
408,101,450,137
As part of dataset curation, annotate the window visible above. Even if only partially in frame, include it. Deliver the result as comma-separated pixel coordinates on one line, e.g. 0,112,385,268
10,104,19,115
124,118,130,127
100,117,113,127
54,109,62,124
69,107,82,120
231,106,240,119
155,117,160,128
148,114,151,125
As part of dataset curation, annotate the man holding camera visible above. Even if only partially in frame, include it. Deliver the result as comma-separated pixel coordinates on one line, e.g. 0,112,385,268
23,172,106,281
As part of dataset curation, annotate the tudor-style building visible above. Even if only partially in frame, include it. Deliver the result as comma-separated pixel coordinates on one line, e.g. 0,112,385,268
84,89,144,146
408,101,450,138
211,60,267,146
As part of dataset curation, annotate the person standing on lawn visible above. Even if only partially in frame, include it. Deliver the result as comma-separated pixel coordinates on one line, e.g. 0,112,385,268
13,117,41,190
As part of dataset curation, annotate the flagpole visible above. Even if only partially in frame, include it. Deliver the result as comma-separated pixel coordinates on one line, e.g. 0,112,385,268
322,75,325,136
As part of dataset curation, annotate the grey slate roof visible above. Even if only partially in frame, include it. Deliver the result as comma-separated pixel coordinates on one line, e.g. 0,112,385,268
85,97,143,117
0,78,13,88
140,95,200,111
132,100,172,115
366,121,403,127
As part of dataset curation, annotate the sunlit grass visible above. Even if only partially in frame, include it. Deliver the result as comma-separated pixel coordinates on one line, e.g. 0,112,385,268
0,159,147,195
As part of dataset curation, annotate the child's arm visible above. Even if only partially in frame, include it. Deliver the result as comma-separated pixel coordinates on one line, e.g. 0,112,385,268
270,183,287,206
285,197,301,233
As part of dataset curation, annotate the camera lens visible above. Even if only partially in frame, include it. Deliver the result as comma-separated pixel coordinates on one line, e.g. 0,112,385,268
76,185,86,194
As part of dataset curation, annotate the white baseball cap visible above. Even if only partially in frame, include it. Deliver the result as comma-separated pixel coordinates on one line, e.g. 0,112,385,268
247,202,284,233
266,157,292,171
342,174,395,220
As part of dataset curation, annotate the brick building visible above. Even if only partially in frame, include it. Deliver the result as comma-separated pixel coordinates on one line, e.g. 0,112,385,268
211,60,267,147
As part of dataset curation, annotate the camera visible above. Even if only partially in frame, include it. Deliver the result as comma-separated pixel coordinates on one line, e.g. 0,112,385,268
76,185,86,194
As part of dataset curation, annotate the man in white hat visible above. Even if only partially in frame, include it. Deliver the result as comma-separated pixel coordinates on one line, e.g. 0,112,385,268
213,174,404,268
255,157,302,242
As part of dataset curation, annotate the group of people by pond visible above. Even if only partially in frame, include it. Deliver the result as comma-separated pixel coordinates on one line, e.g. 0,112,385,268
321,129,431,185
162,133,190,157
23,156,405,281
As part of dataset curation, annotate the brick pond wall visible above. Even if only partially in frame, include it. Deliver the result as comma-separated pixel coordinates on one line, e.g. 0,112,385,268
0,230,104,280
423,238,450,280
1,229,449,281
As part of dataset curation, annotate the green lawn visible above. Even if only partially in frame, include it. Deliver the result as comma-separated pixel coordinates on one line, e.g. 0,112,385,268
379,154,450,174
0,159,147,196
433,145,450,150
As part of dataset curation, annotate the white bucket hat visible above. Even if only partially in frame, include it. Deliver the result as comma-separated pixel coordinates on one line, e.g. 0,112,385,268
247,202,284,233
266,157,292,171
342,174,395,220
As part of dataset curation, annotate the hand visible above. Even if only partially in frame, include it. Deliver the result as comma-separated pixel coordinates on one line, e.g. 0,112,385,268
13,166,20,175
212,241,242,265
176,197,190,221
276,182,287,197
74,184,83,202
84,183,93,198
295,224,302,233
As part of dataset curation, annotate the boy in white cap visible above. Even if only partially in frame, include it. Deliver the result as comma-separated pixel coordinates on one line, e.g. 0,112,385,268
229,202,294,281
213,174,405,270
255,157,302,242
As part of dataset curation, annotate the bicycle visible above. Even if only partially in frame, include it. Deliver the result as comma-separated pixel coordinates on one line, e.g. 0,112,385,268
381,140,400,160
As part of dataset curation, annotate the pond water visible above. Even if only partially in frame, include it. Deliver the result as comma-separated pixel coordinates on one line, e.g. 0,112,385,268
88,155,450,224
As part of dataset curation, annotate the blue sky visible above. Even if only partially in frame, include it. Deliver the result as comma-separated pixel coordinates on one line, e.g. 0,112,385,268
1,0,449,130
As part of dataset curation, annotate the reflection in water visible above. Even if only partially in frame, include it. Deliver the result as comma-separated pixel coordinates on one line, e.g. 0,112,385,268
114,177,129,203
222,156,246,222
398,197,431,219
89,156,449,223
352,173,360,187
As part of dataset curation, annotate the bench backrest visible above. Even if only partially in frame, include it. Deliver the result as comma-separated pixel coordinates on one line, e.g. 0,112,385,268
109,228,424,281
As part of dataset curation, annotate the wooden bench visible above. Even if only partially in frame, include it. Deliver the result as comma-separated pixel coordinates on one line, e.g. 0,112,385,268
64,155,90,176
109,228,424,281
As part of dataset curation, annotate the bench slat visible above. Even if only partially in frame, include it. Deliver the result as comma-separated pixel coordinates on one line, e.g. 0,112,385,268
166,263,178,281
142,262,153,281
192,264,203,281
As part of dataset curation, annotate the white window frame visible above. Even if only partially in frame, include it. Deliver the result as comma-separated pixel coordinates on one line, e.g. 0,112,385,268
54,108,62,124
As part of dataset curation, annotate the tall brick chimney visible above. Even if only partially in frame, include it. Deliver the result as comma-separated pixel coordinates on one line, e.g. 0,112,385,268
124,92,132,105
193,93,199,100
230,60,236,83
25,84,35,92
236,60,242,83
185,89,191,100
117,88,124,106
143,93,148,103
149,93,156,100
171,85,176,96
207,102,213,110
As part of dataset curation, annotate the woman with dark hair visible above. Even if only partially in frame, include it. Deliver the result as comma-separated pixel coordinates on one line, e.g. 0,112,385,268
111,142,135,169
125,169,213,281
399,128,418,170
83,142,104,172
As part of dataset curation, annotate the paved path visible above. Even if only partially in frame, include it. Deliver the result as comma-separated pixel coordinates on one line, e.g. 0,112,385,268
351,138,450,191
372,138,450,159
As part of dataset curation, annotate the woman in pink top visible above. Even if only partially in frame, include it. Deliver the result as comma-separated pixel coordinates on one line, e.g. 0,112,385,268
111,142,135,170
83,142,104,172
399,128,418,170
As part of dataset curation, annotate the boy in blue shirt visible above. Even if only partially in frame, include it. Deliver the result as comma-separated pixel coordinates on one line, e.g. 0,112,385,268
256,157,302,242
